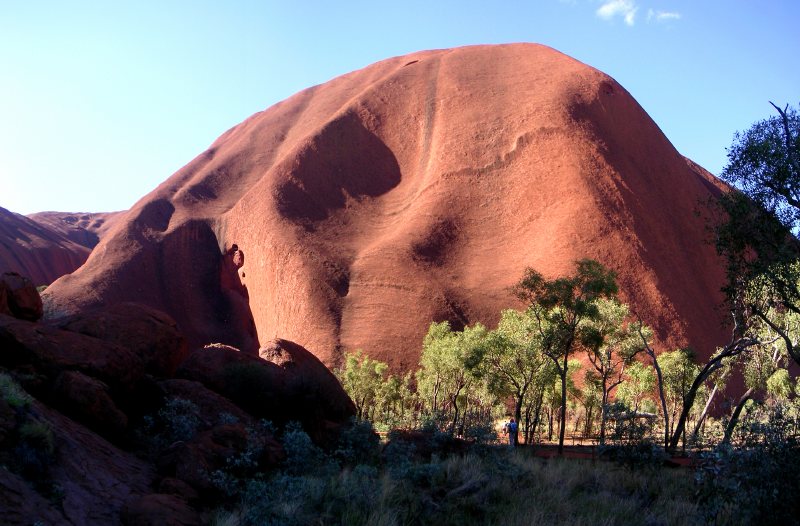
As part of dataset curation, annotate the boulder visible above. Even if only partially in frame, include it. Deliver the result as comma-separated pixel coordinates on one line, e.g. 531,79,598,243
57,302,187,377
53,370,128,437
121,493,201,526
0,272,43,321
176,344,285,417
0,315,144,392
0,468,70,525
260,338,356,424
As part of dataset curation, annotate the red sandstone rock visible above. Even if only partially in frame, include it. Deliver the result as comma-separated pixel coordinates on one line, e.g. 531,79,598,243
177,342,355,428
43,44,730,369
53,370,129,437
0,315,145,391
0,272,43,321
121,493,201,526
57,302,188,377
157,477,200,503
12,400,155,525
158,423,282,494
260,338,356,423
0,207,91,287
27,210,121,250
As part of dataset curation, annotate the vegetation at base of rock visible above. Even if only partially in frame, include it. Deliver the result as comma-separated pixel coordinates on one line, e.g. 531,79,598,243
0,371,58,494
0,372,33,409
211,446,703,526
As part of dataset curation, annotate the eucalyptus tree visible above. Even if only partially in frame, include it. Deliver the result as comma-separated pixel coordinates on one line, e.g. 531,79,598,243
336,350,388,421
658,349,701,445
514,259,618,454
582,298,647,444
467,309,550,445
716,103,800,368
417,321,489,434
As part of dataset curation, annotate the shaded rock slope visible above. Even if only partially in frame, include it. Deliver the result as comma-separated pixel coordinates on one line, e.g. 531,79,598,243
0,207,120,286
44,44,729,369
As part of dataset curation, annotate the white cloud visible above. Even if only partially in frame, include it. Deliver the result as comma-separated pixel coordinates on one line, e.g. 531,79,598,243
596,0,638,26
647,8,682,22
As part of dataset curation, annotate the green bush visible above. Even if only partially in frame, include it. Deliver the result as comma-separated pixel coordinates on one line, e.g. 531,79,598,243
137,397,201,454
13,419,56,480
332,418,380,467
0,372,32,409
280,421,330,476
695,402,800,526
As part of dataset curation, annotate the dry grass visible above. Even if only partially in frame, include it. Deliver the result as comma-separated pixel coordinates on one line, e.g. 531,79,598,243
216,447,706,526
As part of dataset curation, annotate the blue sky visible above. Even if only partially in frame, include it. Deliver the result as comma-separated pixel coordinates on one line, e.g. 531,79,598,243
1,1,798,214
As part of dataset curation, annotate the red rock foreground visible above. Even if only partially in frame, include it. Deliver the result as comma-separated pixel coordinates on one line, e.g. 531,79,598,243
0,283,355,524
44,44,729,370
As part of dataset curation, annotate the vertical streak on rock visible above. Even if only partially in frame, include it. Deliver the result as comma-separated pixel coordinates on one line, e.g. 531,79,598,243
418,56,442,178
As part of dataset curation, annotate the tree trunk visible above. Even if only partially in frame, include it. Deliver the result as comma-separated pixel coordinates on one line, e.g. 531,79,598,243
514,396,523,446
531,392,544,445
649,350,670,452
599,391,609,445
558,354,568,455
722,388,754,444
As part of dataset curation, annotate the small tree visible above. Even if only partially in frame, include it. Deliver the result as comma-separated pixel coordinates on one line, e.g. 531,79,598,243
467,309,549,445
416,321,488,434
514,259,618,454
583,299,647,444
337,350,388,421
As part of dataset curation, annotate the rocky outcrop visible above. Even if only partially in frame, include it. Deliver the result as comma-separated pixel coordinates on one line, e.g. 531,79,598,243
43,44,729,371
0,272,43,321
176,341,355,429
0,207,91,287
27,211,121,250
121,493,202,526
56,302,188,377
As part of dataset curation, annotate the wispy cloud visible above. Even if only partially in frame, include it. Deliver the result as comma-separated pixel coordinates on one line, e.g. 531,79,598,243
596,0,638,26
647,8,681,22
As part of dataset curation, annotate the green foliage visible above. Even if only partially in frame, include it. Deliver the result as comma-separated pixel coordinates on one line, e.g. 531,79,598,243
600,402,665,470
332,418,381,467
138,397,201,453
696,401,800,525
514,259,619,451
766,368,792,399
280,421,329,476
715,103,800,367
336,350,388,421
416,321,492,435
222,448,702,526
211,420,277,497
13,419,56,480
616,361,655,413
0,372,32,409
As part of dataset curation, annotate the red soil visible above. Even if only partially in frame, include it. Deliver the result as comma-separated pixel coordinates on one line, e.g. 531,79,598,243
43,44,730,369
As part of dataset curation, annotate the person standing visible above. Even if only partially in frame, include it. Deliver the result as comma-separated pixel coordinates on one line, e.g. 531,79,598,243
508,418,518,446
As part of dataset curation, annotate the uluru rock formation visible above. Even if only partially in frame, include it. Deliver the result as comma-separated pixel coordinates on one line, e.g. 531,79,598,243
44,44,729,369
0,207,120,286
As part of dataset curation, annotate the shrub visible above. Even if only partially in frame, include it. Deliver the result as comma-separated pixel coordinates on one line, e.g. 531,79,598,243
281,421,330,476
599,402,665,469
0,372,32,410
695,402,800,525
137,397,201,454
332,418,380,467
13,419,56,480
